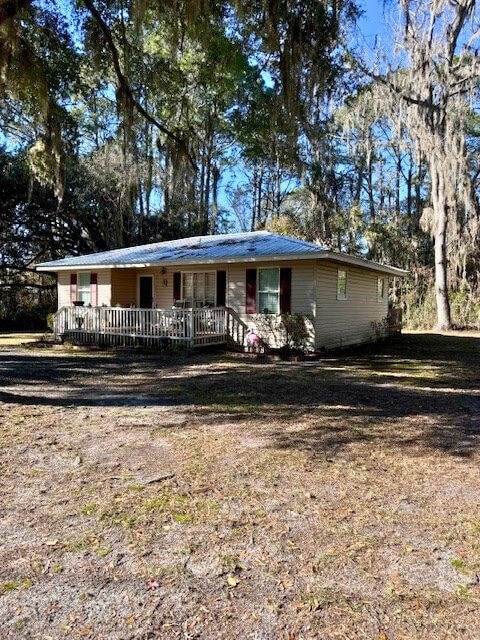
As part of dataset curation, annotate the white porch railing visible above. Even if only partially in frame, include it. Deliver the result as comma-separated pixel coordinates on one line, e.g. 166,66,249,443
53,306,232,347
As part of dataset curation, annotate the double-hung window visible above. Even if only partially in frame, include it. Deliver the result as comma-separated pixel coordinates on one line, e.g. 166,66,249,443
258,268,280,314
182,272,216,307
377,277,385,301
337,269,347,300
77,272,91,304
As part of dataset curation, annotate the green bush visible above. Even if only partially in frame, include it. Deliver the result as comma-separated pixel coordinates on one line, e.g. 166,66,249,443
46,313,55,331
0,288,56,330
450,286,480,329
280,313,312,352
403,284,480,330
254,312,313,353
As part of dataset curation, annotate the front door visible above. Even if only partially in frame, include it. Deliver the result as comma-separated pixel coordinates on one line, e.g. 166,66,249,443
139,275,153,308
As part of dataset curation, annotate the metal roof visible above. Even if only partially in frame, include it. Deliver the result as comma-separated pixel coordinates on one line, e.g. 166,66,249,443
36,231,407,276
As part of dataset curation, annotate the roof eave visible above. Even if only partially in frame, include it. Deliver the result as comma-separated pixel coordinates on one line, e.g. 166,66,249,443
35,252,326,271
319,252,408,276
36,250,407,276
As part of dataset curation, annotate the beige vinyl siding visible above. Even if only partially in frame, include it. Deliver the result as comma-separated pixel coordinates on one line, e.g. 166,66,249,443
113,266,210,309
226,260,315,319
55,261,390,352
141,260,315,316
145,264,228,309
315,261,388,349
97,271,111,306
57,270,111,309
111,269,137,307
111,266,217,309
152,266,228,308
226,260,316,349
57,272,71,309
154,269,173,308
57,262,316,349
58,261,315,313
68,266,214,309
125,261,316,347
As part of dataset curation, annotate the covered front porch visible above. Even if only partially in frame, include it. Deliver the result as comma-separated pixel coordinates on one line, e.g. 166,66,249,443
53,305,248,348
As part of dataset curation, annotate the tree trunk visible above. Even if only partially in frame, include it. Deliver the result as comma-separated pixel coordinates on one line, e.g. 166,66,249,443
251,166,257,231
431,164,452,330
211,163,219,233
275,149,281,216
434,212,452,330
406,162,413,237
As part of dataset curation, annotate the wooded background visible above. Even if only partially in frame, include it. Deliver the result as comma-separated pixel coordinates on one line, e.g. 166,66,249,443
0,0,479,330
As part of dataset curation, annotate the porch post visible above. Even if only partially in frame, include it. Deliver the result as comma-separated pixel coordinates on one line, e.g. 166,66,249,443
188,310,194,345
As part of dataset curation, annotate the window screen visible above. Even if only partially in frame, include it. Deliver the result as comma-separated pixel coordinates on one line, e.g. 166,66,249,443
77,272,91,304
258,268,280,314
182,272,216,307
337,269,347,300
377,277,385,300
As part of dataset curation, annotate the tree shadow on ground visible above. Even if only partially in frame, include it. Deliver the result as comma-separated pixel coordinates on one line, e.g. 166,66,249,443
0,333,478,456
316,332,479,390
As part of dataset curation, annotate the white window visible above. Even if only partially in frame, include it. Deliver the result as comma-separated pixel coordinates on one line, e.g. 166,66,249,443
377,277,386,301
77,272,91,304
182,272,216,307
337,269,347,300
258,268,280,314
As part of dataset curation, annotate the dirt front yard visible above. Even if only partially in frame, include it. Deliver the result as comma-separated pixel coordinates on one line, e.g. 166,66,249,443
0,332,479,639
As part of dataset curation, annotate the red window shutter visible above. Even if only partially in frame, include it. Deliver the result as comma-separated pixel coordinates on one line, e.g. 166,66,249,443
70,273,77,303
173,272,181,301
245,268,257,313
280,267,292,314
216,270,227,306
90,272,98,306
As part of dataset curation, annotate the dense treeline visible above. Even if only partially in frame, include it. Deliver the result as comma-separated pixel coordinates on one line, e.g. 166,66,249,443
0,0,479,329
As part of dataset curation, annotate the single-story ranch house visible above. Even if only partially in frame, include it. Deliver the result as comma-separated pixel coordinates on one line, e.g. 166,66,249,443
36,231,407,350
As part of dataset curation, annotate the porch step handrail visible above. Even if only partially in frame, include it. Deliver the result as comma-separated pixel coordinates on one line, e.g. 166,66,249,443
224,306,250,349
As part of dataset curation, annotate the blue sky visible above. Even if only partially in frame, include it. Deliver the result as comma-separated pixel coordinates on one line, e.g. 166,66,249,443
356,0,396,53
358,0,387,35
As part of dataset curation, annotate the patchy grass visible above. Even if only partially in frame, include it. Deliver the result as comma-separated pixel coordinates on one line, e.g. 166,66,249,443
0,332,44,346
0,332,480,639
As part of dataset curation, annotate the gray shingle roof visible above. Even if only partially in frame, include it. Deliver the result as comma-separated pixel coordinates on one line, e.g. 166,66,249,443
36,231,407,276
